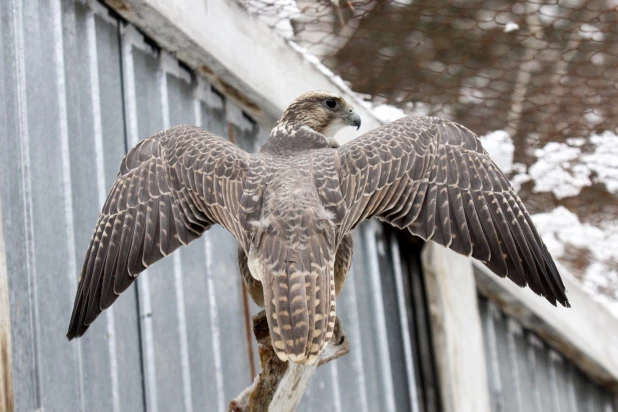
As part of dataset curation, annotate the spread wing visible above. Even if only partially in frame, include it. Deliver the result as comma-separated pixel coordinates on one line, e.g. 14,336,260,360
336,116,569,307
67,125,250,339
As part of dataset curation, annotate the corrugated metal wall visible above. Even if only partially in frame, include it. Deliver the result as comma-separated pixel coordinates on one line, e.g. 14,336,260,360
0,1,430,411
478,295,617,412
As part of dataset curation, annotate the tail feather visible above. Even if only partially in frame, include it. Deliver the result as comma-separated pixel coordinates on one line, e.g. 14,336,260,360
258,228,335,365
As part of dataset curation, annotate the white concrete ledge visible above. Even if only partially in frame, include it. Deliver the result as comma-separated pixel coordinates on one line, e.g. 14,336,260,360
422,243,491,412
474,261,618,391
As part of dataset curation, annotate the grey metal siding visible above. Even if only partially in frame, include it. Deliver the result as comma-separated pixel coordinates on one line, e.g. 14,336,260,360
478,295,617,412
1,1,429,411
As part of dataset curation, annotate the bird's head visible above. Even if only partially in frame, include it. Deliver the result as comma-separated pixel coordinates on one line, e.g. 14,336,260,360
278,91,361,138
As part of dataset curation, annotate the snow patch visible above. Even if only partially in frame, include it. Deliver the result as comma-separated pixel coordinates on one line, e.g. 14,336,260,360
532,207,618,316
459,86,485,104
578,23,605,42
583,131,618,193
244,0,301,39
528,142,591,199
526,130,618,197
480,130,514,173
504,21,520,33
584,110,604,125
372,104,407,123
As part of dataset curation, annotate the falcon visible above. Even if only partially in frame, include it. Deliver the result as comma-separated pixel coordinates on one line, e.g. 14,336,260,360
67,90,569,364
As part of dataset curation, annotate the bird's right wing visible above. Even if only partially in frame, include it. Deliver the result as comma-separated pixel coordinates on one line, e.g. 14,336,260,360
67,125,250,339
336,116,569,307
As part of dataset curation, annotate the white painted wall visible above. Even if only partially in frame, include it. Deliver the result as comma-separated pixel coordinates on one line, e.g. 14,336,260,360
422,244,492,412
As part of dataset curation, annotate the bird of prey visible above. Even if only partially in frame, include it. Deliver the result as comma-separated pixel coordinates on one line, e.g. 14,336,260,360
67,90,569,364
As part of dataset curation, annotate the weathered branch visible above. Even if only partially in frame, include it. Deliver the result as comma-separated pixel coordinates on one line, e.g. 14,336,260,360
229,311,349,412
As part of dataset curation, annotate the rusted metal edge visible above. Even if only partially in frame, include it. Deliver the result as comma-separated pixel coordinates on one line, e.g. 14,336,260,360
0,191,14,411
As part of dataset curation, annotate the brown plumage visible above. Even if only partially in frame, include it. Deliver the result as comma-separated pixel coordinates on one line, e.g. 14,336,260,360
67,90,569,364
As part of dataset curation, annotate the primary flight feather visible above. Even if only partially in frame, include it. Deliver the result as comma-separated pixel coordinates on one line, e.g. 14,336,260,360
67,90,569,365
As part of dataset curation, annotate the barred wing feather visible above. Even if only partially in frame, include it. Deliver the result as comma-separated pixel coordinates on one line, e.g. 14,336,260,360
67,125,250,339
336,116,569,307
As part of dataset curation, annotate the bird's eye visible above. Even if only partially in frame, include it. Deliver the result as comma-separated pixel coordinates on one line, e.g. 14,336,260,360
325,98,338,109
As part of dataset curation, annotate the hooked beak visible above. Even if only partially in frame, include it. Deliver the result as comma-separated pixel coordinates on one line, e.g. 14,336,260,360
344,111,362,130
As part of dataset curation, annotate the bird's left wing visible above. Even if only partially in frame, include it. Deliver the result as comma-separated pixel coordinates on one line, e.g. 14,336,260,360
336,116,569,307
67,125,250,339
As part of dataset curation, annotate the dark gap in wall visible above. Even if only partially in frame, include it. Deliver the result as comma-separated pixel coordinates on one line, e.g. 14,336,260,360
104,5,123,24
140,33,161,56
396,230,443,412
242,111,256,125
211,85,225,102
177,59,192,76
415,243,443,412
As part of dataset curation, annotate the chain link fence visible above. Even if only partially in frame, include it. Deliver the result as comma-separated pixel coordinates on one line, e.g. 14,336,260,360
244,0,616,148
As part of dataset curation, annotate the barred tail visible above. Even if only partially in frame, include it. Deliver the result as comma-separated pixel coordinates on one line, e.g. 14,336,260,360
260,234,336,365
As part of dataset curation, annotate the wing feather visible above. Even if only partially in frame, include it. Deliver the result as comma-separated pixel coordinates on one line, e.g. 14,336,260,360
337,116,569,307
67,125,250,339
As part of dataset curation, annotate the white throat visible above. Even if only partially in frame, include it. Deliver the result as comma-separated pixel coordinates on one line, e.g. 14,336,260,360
321,118,347,139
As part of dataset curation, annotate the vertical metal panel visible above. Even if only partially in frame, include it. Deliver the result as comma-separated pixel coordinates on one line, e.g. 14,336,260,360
480,298,503,412
195,81,228,412
214,100,254,401
160,55,194,412
227,102,260,153
364,223,397,411
0,0,39,409
329,264,370,412
123,27,179,412
208,231,253,403
15,0,82,410
344,227,384,412
375,227,412,412
167,66,215,412
94,7,146,412
61,2,118,411
390,233,421,412
479,294,617,412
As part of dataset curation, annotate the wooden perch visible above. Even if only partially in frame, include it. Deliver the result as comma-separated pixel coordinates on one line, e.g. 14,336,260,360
229,311,349,412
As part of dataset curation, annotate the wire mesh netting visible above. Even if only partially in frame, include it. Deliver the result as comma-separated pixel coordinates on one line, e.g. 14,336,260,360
242,0,618,309
244,0,617,158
